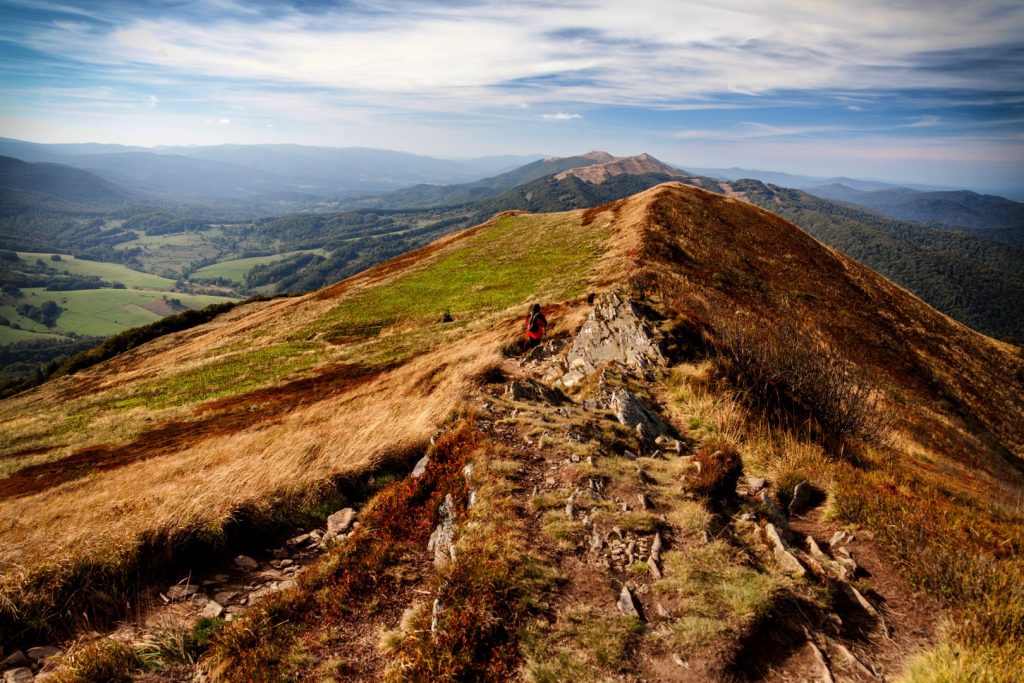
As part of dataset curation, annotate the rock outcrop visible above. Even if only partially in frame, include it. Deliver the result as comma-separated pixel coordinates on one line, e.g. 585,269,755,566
561,292,665,387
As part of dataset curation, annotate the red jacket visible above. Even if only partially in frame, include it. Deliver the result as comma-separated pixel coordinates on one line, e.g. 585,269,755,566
525,311,547,340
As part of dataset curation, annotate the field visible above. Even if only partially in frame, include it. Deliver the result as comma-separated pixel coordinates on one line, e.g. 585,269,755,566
16,252,176,290
114,229,226,277
190,249,326,283
5,288,237,338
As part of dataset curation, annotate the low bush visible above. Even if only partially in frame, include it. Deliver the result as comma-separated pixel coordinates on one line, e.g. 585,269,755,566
707,315,887,447
686,446,743,501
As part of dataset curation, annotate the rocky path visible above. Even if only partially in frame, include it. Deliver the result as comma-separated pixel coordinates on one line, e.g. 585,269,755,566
7,291,939,682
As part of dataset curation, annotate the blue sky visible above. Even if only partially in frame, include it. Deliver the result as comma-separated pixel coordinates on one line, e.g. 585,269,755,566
0,0,1022,190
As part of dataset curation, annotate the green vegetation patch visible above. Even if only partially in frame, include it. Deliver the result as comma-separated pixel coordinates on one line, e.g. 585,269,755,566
317,213,608,335
108,341,324,410
190,250,325,284
17,252,176,290
18,288,236,337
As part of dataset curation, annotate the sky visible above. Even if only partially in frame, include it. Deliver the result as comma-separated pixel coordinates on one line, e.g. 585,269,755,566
0,0,1022,191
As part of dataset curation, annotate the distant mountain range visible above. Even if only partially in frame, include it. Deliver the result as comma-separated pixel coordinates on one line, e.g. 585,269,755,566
805,184,1024,246
0,137,542,207
685,166,965,193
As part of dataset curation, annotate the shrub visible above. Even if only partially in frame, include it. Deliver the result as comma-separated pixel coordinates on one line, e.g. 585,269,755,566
51,638,140,683
686,447,743,501
708,315,887,447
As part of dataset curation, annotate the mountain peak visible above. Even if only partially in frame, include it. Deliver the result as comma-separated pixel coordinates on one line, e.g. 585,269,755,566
555,152,682,184
580,150,616,163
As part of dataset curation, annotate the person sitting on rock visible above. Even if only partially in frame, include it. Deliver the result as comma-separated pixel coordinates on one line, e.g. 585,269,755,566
523,303,548,350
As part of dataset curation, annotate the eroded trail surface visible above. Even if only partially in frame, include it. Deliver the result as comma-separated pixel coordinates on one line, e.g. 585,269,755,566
27,292,938,682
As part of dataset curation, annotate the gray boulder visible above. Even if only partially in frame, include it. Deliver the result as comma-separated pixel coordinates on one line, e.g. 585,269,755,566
562,292,665,387
0,652,28,671
26,647,59,662
327,508,357,536
427,494,457,566
617,585,644,620
4,668,33,683
505,378,566,404
609,390,671,443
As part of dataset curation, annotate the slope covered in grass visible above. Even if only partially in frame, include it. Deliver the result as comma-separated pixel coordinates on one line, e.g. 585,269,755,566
0,207,614,643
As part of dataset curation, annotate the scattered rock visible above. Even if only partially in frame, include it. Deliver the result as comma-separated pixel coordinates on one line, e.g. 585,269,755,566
327,508,357,536
166,583,200,601
759,491,788,528
616,585,644,620
789,480,814,516
764,524,806,577
0,651,29,670
213,590,238,604
807,535,827,559
429,494,457,566
26,647,59,663
647,555,663,579
271,548,289,559
286,534,310,547
651,532,664,562
562,291,666,388
829,530,848,547
610,390,672,445
841,582,878,617
638,493,650,510
806,638,835,683
506,378,567,404
430,596,442,636
4,668,33,683
201,601,224,619
746,476,766,493
589,527,604,554
656,602,673,619
234,555,259,571
412,454,430,478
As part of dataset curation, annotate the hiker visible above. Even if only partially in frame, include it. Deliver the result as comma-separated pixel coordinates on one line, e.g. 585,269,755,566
523,303,547,350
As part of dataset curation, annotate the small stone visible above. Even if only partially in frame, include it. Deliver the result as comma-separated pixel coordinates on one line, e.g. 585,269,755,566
789,480,814,516
616,585,643,619
672,654,687,668
3,668,33,683
213,590,238,604
587,455,596,467
272,547,289,559
764,524,806,577
201,601,224,619
412,455,430,478
647,556,663,579
286,534,310,547
638,493,650,510
622,450,637,460
656,602,673,619
327,508,357,536
626,539,637,564
0,651,29,670
746,476,766,493
651,532,663,562
234,555,259,571
841,582,878,617
26,647,59,663
166,583,200,601
759,491,788,528
830,530,847,547
462,463,474,478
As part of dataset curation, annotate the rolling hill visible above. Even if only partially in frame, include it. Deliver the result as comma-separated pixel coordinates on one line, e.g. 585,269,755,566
1,183,1020,681
0,155,133,209
807,184,1024,245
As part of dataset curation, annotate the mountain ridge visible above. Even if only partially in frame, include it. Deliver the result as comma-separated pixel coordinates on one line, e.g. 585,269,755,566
1,183,1021,681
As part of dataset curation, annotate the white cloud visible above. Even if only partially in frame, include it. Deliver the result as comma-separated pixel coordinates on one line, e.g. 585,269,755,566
16,1,1024,113
904,115,939,128
218,117,231,124
541,112,582,121
846,105,863,111
146,94,159,108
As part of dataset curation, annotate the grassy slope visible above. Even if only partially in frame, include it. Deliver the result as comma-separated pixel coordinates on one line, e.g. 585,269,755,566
0,208,613,635
189,249,325,283
4,184,1023,680
16,252,175,290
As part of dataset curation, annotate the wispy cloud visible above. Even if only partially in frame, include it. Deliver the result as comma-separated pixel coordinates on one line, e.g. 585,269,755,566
541,112,582,120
